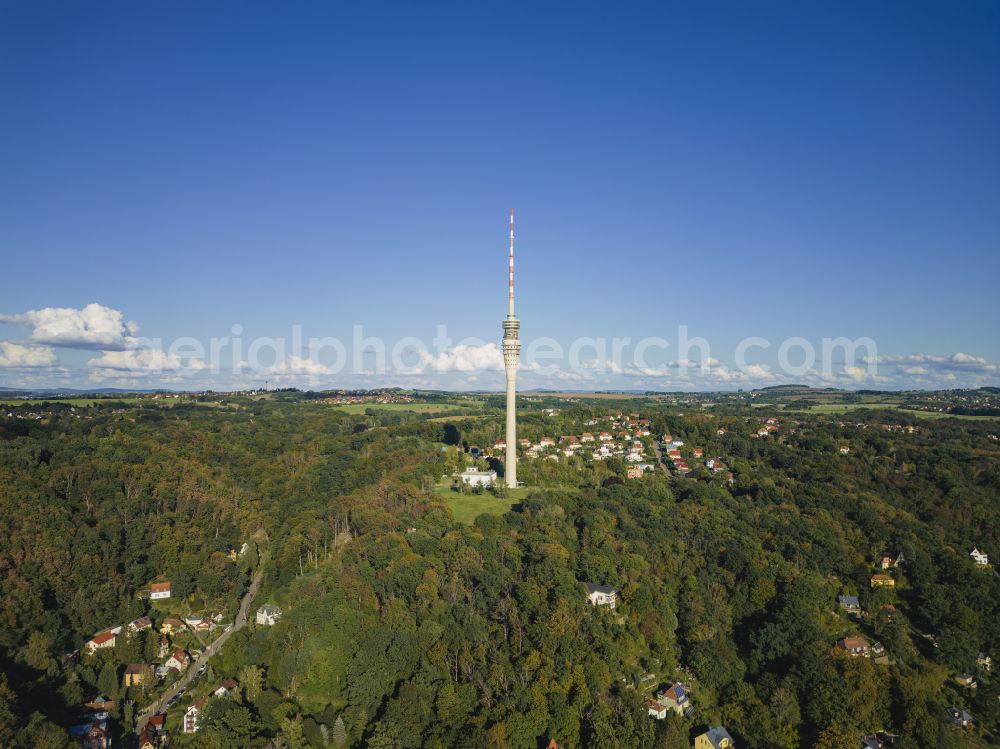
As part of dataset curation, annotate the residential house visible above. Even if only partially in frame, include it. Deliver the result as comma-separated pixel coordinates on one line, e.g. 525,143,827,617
85,631,117,653
157,635,170,659
626,466,644,479
69,720,110,749
160,617,185,635
946,707,973,727
880,550,904,569
645,698,668,720
838,595,861,614
124,663,149,687
837,596,861,614
871,641,886,657
585,583,617,609
457,467,496,487
598,432,612,441
138,723,166,749
581,432,595,442
837,637,871,657
164,648,189,672
860,733,899,749
977,653,992,673
839,445,850,454
257,603,282,626
656,683,691,716
493,439,506,450
692,448,703,458
193,616,214,632
694,725,735,749
150,581,172,600
539,438,555,447
870,574,895,588
955,674,978,689
184,697,209,733
83,697,114,713
128,616,153,633
970,548,989,567
214,677,239,697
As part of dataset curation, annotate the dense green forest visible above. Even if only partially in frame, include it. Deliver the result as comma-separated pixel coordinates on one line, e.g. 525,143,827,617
1,393,998,748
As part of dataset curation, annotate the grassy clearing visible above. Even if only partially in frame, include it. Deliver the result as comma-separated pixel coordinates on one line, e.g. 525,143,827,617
434,477,527,524
443,492,517,524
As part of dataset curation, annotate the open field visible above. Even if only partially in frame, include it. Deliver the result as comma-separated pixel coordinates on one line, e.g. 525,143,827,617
781,403,902,414
778,402,998,421
0,397,146,407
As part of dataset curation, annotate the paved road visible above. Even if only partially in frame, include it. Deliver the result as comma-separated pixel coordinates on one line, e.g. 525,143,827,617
651,440,671,476
134,562,264,734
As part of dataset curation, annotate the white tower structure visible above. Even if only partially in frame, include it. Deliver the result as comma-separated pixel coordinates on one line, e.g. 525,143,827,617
502,208,521,488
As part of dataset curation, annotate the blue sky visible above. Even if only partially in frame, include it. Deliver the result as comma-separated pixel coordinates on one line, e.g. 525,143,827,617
1,1,998,391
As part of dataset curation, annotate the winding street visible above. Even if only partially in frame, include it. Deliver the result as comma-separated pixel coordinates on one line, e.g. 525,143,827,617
134,561,264,735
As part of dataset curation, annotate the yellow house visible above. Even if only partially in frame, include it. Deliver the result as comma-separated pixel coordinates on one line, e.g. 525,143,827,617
870,574,895,588
123,663,148,687
695,726,734,749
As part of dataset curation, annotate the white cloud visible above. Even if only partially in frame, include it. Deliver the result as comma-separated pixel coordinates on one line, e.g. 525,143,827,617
267,355,333,376
88,348,206,373
419,343,504,372
0,303,138,350
0,342,58,368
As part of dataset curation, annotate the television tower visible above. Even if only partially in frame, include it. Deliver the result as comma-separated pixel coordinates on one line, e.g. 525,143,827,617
502,208,521,488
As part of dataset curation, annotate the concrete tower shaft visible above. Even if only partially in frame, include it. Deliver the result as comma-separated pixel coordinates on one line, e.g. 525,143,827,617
503,209,520,488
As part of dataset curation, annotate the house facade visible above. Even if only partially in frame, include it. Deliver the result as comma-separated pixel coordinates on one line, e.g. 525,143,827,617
838,595,861,614
457,467,497,487
257,604,282,626
585,583,617,609
150,581,172,600
695,725,735,749
184,698,208,733
837,637,871,657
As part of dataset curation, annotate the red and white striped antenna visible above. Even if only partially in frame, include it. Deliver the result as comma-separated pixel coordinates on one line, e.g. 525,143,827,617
508,208,515,317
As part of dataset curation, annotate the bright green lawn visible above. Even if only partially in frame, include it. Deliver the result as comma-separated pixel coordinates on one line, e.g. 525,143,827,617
434,477,526,524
